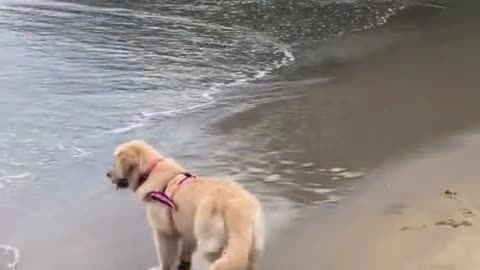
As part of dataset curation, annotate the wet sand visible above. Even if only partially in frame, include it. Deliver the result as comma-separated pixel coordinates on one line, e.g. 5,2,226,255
264,132,480,270
257,2,480,269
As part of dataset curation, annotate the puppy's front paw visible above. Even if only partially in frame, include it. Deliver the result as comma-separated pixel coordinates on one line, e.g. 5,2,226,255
177,261,191,270
148,267,159,270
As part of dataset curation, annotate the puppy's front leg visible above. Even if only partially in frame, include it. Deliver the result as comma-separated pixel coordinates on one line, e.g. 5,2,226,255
153,230,179,270
178,240,196,270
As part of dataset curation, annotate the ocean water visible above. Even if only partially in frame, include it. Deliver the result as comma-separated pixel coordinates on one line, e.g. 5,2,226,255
0,0,410,269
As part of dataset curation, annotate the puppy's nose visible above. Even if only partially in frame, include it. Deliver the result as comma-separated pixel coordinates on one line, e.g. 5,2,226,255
107,171,112,178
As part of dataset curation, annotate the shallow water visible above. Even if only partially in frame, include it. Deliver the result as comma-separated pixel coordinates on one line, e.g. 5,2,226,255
0,0,450,269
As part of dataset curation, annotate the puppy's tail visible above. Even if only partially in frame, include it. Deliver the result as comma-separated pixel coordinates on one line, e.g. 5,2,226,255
209,207,253,270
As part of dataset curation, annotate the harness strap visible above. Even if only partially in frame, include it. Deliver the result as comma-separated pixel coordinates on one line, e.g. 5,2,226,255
146,172,196,211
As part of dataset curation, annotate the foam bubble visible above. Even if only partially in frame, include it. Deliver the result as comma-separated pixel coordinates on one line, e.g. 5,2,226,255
72,146,90,158
254,70,268,79
201,92,214,100
264,174,281,182
0,244,20,270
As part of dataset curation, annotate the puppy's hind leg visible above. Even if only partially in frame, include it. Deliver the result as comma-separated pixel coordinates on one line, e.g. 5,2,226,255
153,230,179,270
247,248,262,270
248,210,264,270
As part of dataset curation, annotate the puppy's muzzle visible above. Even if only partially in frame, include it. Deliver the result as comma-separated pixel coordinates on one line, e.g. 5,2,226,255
106,171,129,189
115,179,129,189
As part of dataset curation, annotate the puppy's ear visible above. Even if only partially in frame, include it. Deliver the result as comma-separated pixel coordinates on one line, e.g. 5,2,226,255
117,151,138,176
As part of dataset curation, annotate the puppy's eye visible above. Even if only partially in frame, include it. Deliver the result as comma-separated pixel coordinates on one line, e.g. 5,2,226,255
127,164,135,174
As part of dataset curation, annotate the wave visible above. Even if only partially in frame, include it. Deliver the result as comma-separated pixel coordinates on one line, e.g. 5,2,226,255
103,44,295,135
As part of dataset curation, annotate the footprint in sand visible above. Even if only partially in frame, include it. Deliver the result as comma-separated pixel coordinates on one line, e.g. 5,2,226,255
400,225,428,231
435,191,475,228
434,219,473,228
401,190,476,231
444,189,460,200
462,208,476,218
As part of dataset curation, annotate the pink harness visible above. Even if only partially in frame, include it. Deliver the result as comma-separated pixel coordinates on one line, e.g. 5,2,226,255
146,173,195,211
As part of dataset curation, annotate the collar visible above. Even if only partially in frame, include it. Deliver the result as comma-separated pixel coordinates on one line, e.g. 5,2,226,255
138,158,163,188
145,172,196,211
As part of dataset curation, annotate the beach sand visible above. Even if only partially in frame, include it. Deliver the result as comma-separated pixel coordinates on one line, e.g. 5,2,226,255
263,132,480,270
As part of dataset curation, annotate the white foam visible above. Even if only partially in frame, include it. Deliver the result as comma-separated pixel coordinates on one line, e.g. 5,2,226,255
338,171,364,179
107,122,144,134
0,244,20,270
246,167,268,174
308,182,323,187
8,162,24,166
300,162,314,168
325,194,344,204
254,70,268,79
55,143,65,150
141,102,214,118
329,167,346,173
201,92,214,100
0,172,31,181
72,146,90,158
264,174,281,182
312,188,334,194
279,160,296,165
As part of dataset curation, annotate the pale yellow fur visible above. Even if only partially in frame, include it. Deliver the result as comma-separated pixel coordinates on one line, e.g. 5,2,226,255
109,140,265,270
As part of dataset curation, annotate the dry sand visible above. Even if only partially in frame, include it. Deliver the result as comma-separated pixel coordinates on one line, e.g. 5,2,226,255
263,132,480,270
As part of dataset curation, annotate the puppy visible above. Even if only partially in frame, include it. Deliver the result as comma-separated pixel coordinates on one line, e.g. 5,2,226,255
107,140,264,270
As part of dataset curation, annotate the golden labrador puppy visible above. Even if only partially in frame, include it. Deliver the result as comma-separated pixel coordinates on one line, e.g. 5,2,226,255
106,140,264,270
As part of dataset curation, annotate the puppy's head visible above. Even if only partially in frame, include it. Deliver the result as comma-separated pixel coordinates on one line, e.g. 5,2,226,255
106,140,148,191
